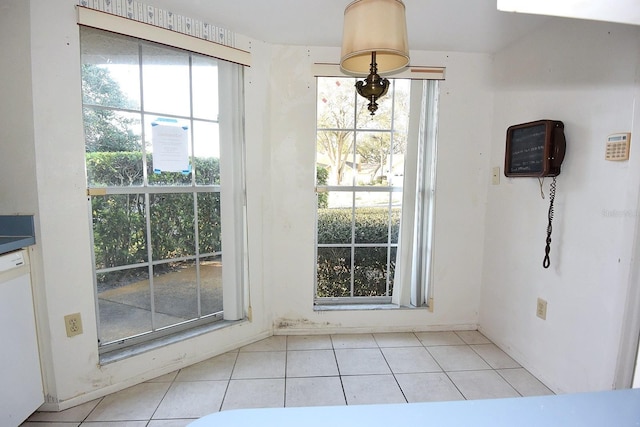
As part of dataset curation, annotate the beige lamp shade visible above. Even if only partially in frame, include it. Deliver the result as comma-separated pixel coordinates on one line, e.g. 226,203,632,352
340,0,409,75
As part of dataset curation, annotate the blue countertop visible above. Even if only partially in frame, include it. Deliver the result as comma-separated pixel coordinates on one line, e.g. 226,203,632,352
189,389,640,427
0,215,35,255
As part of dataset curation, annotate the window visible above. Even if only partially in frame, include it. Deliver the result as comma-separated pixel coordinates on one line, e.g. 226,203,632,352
315,76,439,307
80,26,246,352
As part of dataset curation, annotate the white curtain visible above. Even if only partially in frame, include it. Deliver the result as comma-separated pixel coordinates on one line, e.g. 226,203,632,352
393,80,439,307
219,61,247,320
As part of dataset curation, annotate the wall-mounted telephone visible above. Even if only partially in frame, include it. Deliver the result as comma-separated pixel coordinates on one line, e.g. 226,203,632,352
504,120,566,178
503,120,566,269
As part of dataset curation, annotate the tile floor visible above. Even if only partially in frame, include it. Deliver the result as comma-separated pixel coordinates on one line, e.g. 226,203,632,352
22,331,553,427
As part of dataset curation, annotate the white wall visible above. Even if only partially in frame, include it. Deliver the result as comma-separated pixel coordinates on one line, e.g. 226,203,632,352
5,0,496,407
13,0,639,410
267,46,493,333
0,0,38,215
1,0,273,410
481,18,640,393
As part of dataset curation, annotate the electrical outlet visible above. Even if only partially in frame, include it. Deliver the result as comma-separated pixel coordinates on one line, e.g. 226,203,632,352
64,313,83,337
536,298,547,320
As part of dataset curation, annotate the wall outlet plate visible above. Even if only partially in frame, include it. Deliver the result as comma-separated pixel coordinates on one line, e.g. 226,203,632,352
536,298,547,320
64,313,83,337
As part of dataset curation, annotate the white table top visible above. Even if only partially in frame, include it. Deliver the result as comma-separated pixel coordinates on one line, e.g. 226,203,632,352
189,389,640,427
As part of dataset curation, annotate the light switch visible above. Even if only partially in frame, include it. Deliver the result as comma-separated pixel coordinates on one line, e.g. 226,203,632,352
492,167,500,185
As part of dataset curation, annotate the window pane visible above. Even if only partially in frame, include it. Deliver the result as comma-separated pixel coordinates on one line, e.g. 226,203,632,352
393,80,411,135
317,130,355,186
193,120,220,185
354,192,392,244
81,28,141,110
389,132,406,187
390,193,402,244
197,192,221,254
192,55,219,120
83,107,143,154
201,255,223,316
356,90,393,130
326,191,354,209
317,247,351,298
146,115,193,186
92,195,147,269
85,109,144,186
142,42,190,116
153,260,199,328
317,204,353,245
317,77,357,129
150,193,196,260
355,131,391,186
97,266,151,344
353,247,392,297
390,245,397,290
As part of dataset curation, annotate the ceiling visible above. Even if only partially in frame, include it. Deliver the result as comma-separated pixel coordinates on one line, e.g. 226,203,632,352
147,0,554,54
497,0,640,26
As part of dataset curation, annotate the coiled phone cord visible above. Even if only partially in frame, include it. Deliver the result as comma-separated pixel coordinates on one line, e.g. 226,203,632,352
543,176,557,268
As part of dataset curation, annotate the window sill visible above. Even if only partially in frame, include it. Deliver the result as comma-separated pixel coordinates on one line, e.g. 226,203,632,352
99,319,245,365
314,303,426,311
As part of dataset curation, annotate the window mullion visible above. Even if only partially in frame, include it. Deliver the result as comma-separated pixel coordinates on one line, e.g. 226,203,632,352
352,87,360,298
144,192,156,330
137,40,158,330
187,54,203,319
350,179,356,298
138,40,149,187
387,80,397,298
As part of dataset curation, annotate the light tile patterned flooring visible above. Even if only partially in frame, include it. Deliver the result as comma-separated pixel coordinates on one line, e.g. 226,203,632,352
22,331,553,427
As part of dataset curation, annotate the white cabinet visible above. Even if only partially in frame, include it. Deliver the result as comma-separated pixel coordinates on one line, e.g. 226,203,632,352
0,250,43,426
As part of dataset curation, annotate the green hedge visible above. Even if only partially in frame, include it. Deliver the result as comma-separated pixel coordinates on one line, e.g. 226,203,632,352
87,152,220,278
89,153,398,297
316,166,328,208
86,152,220,187
317,207,400,298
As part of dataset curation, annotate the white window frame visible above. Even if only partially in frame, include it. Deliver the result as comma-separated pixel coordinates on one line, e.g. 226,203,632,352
314,65,442,308
79,16,249,352
77,7,250,66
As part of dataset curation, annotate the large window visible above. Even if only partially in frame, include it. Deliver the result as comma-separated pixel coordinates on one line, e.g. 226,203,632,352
80,26,246,352
315,76,439,306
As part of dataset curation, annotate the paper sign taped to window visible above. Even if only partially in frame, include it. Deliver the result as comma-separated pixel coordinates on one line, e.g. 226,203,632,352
151,120,189,173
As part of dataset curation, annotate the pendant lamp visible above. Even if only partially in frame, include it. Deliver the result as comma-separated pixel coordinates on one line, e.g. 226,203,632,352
340,0,410,115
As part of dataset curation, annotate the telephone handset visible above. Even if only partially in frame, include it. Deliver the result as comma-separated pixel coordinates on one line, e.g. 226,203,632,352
503,120,566,268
